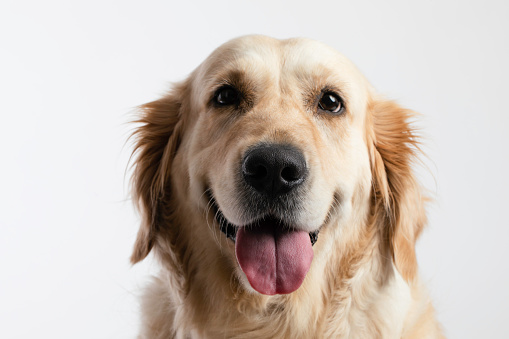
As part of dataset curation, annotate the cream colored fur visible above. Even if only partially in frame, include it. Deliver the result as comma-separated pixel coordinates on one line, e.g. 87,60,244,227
129,35,444,338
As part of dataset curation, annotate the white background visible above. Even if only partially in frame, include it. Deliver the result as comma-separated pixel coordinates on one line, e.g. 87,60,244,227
1,0,508,338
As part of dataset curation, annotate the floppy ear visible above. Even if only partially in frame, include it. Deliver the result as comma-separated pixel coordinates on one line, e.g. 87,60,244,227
129,84,185,264
368,99,427,282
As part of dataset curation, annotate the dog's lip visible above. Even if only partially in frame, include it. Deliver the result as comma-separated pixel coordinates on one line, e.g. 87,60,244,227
206,190,320,245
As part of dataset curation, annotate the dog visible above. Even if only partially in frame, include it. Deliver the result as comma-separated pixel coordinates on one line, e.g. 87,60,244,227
129,35,444,338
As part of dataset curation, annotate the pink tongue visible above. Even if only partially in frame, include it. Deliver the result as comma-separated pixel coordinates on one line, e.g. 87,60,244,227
235,221,314,295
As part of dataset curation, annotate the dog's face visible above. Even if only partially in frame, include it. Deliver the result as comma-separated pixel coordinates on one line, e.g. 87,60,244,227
131,36,424,297
187,36,373,294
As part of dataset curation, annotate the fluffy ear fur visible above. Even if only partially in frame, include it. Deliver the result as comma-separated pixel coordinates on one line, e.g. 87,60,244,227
130,84,185,264
368,99,427,282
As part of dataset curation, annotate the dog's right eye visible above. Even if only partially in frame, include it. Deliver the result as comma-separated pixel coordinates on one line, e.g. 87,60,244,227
214,86,240,106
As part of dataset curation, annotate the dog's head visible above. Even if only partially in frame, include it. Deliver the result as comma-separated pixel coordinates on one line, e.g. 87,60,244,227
130,36,426,296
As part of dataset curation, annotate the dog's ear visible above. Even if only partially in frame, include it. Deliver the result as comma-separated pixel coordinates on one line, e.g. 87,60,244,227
129,83,186,264
368,99,427,282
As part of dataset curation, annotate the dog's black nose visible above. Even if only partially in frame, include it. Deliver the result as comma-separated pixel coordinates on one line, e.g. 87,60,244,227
242,144,307,197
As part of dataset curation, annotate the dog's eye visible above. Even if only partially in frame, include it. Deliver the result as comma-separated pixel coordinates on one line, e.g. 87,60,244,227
214,86,240,106
318,92,343,114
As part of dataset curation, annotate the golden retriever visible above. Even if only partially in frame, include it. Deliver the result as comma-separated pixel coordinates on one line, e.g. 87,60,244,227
129,35,444,338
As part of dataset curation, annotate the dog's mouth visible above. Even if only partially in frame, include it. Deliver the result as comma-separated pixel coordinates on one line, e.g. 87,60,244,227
207,191,320,295
207,193,320,245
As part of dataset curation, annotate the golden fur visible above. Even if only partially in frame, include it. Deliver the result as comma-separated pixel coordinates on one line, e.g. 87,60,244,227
129,35,444,338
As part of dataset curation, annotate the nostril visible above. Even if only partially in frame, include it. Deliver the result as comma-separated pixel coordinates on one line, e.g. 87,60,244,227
245,164,268,180
281,166,300,182
253,165,268,180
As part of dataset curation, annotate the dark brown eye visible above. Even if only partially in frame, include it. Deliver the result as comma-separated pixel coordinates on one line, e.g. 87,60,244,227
214,86,240,106
318,92,343,114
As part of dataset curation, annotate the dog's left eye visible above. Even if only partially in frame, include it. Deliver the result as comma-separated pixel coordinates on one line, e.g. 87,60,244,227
318,92,343,114
214,86,240,106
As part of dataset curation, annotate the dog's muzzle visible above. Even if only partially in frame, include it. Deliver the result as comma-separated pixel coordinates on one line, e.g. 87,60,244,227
208,144,321,295
211,143,319,245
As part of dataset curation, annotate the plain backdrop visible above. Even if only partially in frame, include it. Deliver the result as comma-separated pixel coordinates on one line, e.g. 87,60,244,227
1,0,508,338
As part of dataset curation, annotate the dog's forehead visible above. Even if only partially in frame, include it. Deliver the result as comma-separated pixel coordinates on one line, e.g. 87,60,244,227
198,35,366,87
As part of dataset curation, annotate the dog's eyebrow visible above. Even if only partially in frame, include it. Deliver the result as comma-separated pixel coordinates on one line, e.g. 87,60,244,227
213,70,250,90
